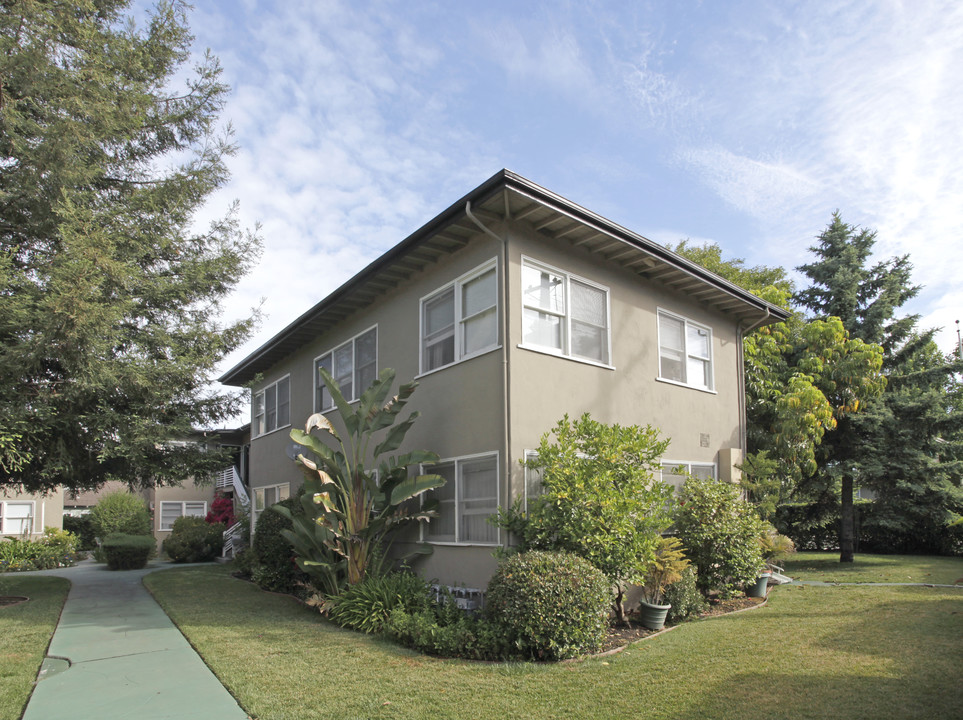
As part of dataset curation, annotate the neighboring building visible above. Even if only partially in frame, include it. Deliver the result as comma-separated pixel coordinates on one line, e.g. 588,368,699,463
62,426,251,551
219,170,789,589
1,487,64,538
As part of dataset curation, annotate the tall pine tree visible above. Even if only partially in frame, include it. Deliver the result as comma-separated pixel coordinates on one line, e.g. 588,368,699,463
793,213,962,560
0,1,260,493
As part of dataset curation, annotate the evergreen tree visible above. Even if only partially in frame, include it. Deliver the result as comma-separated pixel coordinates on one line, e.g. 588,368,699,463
854,335,963,554
793,213,953,561
0,1,260,493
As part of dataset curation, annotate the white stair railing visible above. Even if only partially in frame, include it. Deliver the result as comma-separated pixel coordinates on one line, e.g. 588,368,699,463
222,520,245,559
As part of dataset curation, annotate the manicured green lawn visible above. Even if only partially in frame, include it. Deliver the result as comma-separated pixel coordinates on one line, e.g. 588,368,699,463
0,576,70,720
146,563,963,720
781,551,963,584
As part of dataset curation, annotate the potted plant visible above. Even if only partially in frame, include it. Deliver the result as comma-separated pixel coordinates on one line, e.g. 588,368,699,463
747,525,796,598
638,536,690,630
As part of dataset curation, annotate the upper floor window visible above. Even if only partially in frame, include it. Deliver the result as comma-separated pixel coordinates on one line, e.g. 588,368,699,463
315,326,377,412
253,376,290,437
521,259,610,365
423,453,499,545
421,261,498,374
658,310,713,391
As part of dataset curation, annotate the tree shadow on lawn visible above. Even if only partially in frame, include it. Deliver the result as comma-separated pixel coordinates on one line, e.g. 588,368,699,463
662,586,962,720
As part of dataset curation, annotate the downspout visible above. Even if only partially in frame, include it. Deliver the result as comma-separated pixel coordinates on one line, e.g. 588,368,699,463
737,307,770,473
465,201,511,551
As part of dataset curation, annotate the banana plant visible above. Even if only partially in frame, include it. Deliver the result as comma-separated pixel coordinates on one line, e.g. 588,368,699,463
274,367,444,596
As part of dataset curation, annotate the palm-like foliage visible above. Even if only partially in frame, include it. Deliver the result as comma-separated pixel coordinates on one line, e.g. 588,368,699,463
275,368,443,596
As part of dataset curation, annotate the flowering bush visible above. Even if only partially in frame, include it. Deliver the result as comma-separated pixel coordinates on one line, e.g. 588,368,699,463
0,528,80,572
205,493,236,526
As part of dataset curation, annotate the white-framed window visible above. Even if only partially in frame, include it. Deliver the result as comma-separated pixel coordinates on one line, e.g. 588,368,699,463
315,326,378,412
420,260,498,374
423,453,499,545
253,375,291,437
159,501,207,531
660,461,716,491
253,483,290,526
658,310,714,391
0,501,34,535
523,450,543,512
521,258,610,365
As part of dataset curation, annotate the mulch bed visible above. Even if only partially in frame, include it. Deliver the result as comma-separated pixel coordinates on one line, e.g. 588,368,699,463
598,595,767,654
0,596,30,608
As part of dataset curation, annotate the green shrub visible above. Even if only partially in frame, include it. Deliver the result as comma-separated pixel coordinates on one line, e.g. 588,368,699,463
664,566,708,623
89,491,151,538
0,528,80,572
675,477,766,598
162,516,225,563
250,493,311,596
102,533,155,570
328,571,434,634
62,515,98,551
485,550,610,661
384,609,509,660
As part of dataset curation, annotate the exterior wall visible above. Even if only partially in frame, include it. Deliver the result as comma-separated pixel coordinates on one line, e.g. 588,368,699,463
246,231,506,588
503,223,744,506
245,218,749,589
1,487,64,537
152,482,217,549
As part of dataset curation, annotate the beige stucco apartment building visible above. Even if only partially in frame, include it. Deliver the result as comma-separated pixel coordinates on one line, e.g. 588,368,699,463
220,170,788,589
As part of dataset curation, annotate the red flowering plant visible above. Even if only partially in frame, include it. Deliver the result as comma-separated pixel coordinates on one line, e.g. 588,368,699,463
206,493,237,526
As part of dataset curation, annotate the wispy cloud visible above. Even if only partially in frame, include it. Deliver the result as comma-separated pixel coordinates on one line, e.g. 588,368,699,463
670,1,963,345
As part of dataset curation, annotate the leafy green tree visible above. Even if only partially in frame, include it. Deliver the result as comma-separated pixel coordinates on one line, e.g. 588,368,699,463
494,413,674,624
672,243,884,520
278,368,444,596
0,1,260,493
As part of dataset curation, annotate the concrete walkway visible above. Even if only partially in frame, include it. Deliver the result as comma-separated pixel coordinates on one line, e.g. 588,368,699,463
20,559,249,720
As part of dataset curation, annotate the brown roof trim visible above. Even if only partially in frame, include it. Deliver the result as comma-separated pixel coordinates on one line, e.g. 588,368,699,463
219,170,788,386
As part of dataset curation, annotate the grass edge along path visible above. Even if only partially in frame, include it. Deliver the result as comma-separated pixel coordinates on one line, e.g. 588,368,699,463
145,562,963,720
0,575,70,720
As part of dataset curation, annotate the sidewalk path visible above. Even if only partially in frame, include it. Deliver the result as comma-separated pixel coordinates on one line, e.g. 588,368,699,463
21,559,249,720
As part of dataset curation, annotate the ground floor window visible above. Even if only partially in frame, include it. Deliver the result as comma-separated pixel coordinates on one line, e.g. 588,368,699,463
660,461,716,492
253,483,290,526
0,501,34,535
159,501,208,531
424,453,499,545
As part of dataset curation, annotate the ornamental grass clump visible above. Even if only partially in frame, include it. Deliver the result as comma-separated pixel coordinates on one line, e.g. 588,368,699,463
485,550,610,661
327,571,434,634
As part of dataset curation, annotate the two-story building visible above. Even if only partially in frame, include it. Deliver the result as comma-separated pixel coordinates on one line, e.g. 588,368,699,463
219,170,788,589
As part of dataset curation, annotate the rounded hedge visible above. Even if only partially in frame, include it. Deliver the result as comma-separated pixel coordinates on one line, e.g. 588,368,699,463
89,491,152,539
250,493,311,596
102,533,155,570
485,550,610,660
163,516,225,563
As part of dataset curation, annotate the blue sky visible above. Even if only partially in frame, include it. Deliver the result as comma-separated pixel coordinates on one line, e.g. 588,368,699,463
182,0,963,376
